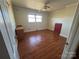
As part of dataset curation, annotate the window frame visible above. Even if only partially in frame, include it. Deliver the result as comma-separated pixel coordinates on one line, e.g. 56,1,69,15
28,14,42,23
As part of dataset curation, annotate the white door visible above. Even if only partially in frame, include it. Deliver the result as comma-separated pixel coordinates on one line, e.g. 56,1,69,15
0,1,19,59
0,7,15,59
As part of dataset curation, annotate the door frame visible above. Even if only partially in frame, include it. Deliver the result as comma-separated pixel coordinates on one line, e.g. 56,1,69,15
0,0,19,59
0,4,15,59
61,2,79,59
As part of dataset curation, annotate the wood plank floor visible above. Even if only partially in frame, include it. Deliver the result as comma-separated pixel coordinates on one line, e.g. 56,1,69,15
18,30,66,59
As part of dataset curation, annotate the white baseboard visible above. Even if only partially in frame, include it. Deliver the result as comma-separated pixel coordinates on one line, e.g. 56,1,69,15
47,28,54,31
24,29,48,33
46,29,68,38
24,29,68,38
60,34,68,38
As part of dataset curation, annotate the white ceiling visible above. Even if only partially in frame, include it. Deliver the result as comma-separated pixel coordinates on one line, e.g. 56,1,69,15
12,0,78,11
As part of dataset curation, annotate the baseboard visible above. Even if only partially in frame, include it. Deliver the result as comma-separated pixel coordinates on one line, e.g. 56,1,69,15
60,34,68,38
48,30,68,38
24,29,68,38
47,29,54,31
24,29,49,33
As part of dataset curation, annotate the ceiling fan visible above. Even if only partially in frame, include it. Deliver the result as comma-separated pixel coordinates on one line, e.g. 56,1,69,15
42,1,51,11
38,0,51,12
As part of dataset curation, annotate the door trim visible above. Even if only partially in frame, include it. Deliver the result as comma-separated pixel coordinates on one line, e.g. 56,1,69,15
61,2,79,59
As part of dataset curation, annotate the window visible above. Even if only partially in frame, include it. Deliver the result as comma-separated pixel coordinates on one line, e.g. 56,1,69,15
28,15,42,23
36,15,42,22
28,15,35,22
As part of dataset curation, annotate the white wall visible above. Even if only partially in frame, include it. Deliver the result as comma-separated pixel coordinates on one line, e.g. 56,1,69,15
13,3,78,38
13,6,48,32
48,3,78,38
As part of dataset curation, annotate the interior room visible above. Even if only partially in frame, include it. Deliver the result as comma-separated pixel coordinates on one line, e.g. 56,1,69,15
12,0,78,59
1,0,79,59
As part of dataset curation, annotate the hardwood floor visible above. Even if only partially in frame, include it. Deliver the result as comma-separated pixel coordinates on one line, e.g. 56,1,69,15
18,30,66,59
